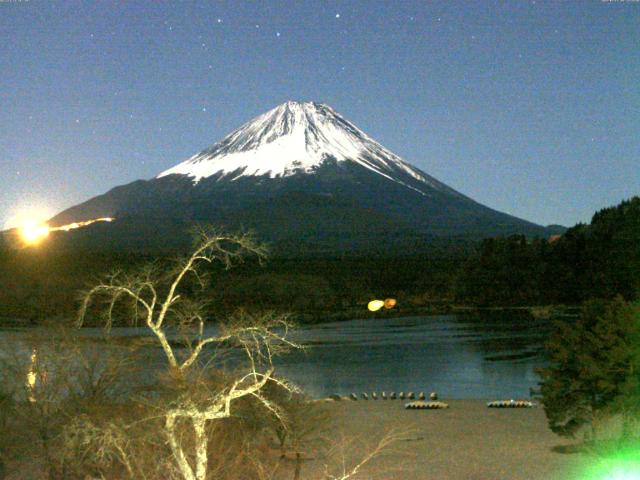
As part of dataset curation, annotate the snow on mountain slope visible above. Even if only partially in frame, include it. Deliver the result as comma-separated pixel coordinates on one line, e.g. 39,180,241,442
47,100,551,248
157,101,450,196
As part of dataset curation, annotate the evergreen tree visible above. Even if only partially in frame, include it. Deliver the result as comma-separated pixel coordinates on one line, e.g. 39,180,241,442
538,298,637,440
609,301,640,440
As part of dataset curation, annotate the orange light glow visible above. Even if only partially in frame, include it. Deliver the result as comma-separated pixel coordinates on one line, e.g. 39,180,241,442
20,220,50,245
53,217,114,232
16,217,114,246
384,298,397,309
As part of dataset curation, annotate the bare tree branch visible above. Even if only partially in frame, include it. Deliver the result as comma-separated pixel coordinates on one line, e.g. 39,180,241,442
78,227,298,480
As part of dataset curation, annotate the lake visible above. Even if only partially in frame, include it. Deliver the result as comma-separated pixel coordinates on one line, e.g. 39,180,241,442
0,312,553,400
276,313,551,399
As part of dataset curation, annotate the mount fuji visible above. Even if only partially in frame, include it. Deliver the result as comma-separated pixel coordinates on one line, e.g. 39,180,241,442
49,101,554,254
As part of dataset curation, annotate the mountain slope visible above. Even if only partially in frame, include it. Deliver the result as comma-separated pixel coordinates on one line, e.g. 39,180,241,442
157,101,456,196
50,101,552,254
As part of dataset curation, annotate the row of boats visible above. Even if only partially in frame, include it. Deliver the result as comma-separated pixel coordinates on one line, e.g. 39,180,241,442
345,391,436,401
333,392,535,409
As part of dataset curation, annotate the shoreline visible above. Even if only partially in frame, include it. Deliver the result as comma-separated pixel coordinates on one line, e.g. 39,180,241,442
0,304,580,328
316,399,590,480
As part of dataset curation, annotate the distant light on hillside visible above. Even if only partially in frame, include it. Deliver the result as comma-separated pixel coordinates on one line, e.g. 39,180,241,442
368,298,397,312
16,217,115,246
368,300,385,312
20,220,50,245
54,217,114,231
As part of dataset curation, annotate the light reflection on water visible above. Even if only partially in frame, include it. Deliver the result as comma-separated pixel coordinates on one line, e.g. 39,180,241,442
0,313,552,399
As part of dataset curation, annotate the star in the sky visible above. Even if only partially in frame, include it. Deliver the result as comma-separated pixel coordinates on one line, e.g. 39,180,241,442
276,32,281,37
202,107,207,112
217,18,222,24
335,13,340,19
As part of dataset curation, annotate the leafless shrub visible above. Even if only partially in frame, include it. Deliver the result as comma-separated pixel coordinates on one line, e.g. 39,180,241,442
0,324,143,479
321,428,415,480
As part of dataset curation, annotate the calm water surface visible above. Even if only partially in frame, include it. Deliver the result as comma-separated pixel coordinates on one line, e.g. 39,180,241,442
276,313,550,399
0,313,552,399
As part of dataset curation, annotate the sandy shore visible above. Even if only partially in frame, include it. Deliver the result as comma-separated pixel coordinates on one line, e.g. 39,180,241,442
3,398,597,479
315,399,591,480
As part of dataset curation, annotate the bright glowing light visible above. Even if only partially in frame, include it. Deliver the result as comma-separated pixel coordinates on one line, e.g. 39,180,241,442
26,348,38,403
606,468,640,480
384,298,397,309
20,220,50,245
597,465,640,480
576,444,640,480
26,371,37,389
13,217,115,246
368,300,385,312
53,217,114,231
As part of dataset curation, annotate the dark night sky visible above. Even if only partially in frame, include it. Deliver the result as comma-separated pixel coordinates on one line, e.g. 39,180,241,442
1,0,638,229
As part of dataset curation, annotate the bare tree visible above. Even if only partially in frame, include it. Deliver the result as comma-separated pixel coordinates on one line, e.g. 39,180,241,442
322,428,413,480
78,228,301,480
264,391,333,480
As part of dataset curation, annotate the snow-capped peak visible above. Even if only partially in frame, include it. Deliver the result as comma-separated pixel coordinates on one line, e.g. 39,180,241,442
157,101,444,194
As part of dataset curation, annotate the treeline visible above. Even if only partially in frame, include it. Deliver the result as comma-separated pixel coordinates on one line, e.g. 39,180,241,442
0,248,155,323
0,196,638,324
456,196,640,305
0,248,468,323
205,254,465,319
